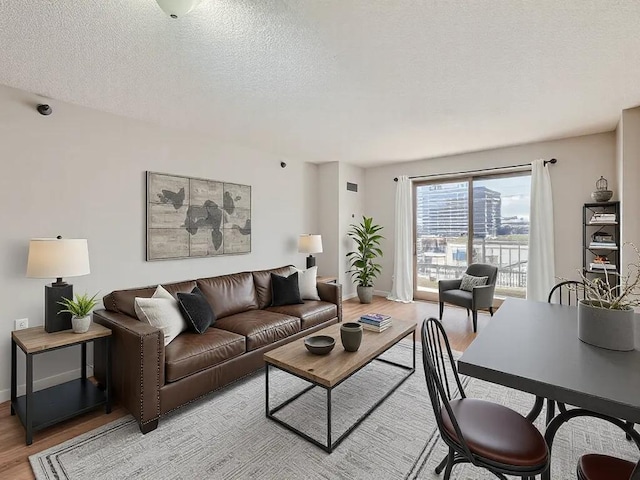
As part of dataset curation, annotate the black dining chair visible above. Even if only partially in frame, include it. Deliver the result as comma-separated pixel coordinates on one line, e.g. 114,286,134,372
438,263,498,333
576,454,639,480
548,280,584,306
421,317,549,479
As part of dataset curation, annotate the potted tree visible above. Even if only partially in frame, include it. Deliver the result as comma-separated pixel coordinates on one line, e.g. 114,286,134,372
58,292,99,333
346,216,384,304
576,243,640,351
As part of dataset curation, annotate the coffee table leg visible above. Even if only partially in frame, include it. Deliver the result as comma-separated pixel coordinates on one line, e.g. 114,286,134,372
26,353,33,445
327,388,332,453
265,363,269,417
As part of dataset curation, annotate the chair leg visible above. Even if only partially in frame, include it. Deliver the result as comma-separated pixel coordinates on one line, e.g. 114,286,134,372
443,448,455,480
435,453,449,474
489,306,494,316
439,302,444,320
472,310,478,333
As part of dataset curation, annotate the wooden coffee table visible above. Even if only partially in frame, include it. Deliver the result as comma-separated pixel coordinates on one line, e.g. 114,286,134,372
264,319,416,453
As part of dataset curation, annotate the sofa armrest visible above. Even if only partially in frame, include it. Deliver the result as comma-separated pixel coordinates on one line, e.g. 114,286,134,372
317,282,342,322
93,309,163,431
471,284,495,310
439,278,462,294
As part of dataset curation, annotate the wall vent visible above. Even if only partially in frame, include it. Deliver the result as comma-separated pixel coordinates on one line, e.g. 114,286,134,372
346,182,358,192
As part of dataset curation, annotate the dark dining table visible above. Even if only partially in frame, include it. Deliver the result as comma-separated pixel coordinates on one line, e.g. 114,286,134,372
458,297,640,479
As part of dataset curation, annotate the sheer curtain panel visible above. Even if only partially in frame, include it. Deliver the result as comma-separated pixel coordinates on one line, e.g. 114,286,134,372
388,176,413,303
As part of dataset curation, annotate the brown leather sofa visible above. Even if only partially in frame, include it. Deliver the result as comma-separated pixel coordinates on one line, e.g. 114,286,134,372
93,266,342,434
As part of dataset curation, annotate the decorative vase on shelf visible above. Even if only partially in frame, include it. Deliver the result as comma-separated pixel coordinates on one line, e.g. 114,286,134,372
591,176,613,203
71,315,92,333
340,322,363,352
577,300,634,351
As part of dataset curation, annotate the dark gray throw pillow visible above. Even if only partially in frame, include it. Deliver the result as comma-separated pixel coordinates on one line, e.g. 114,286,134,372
177,287,215,334
271,272,304,307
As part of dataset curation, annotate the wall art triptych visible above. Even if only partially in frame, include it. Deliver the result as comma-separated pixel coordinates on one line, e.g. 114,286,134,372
146,172,251,260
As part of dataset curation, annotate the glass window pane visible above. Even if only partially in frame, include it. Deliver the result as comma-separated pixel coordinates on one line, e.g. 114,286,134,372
472,175,531,298
416,181,469,292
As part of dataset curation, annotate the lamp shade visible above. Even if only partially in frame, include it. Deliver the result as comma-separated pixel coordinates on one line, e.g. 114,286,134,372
298,235,323,254
156,0,202,18
26,238,90,279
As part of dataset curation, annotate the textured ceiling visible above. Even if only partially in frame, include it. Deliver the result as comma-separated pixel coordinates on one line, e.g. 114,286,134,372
1,1,640,166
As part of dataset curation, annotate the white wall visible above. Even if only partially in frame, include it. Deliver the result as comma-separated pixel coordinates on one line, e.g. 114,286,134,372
316,163,340,278
617,107,640,273
0,84,318,400
364,132,617,293
338,163,366,298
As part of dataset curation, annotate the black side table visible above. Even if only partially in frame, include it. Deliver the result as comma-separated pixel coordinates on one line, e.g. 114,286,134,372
11,323,112,445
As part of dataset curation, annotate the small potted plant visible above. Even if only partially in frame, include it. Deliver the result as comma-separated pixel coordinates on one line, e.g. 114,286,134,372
58,292,99,333
346,216,384,304
576,243,640,351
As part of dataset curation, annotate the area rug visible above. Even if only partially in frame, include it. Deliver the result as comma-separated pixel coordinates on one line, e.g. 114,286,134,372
31,343,638,479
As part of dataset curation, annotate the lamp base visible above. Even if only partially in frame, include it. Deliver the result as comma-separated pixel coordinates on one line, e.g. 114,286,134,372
306,255,316,269
45,283,73,333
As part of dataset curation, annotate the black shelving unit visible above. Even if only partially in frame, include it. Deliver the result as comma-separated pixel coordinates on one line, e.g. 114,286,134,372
583,201,620,288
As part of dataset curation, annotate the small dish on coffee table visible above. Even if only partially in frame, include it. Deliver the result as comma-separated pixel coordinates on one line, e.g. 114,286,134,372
304,335,335,355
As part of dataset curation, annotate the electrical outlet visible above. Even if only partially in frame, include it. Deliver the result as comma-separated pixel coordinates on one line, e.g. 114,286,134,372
14,318,28,330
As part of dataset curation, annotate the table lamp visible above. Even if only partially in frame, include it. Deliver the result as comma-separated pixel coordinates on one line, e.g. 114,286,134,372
26,237,90,333
298,234,323,269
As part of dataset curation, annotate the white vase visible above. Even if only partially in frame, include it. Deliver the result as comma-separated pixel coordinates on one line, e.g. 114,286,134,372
72,315,91,333
578,300,635,351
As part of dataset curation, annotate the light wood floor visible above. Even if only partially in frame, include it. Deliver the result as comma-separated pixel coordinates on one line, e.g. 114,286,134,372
0,296,489,479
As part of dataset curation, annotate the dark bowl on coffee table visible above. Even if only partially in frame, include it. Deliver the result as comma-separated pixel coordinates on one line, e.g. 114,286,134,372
304,335,335,355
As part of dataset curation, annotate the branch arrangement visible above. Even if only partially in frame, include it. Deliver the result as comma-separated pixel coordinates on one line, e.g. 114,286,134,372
574,243,640,310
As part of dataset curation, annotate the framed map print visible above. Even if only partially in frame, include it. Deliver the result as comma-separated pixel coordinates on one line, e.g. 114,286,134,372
146,172,251,260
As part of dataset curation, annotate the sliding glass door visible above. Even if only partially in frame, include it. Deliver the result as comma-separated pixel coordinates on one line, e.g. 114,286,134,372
414,172,531,301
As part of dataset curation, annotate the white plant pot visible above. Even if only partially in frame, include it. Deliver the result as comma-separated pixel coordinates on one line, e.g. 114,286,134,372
578,300,635,351
357,286,373,304
72,315,92,334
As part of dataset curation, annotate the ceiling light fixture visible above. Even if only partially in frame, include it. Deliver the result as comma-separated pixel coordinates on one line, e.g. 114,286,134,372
155,0,202,19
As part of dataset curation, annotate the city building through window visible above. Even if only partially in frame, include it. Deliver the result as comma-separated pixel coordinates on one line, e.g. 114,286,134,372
414,172,531,299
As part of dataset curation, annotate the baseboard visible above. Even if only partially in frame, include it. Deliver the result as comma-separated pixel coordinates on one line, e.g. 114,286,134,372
0,364,94,403
342,292,358,300
374,290,390,297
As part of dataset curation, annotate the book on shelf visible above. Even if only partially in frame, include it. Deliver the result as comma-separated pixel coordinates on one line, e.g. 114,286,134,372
589,242,617,249
360,322,391,333
592,233,614,242
359,317,392,327
360,313,391,322
589,263,616,270
589,213,616,223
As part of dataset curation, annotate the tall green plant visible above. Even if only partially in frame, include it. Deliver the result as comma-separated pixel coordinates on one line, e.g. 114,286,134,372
346,216,384,287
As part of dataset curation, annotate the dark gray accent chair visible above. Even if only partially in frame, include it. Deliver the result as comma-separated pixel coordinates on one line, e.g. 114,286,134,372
438,263,498,333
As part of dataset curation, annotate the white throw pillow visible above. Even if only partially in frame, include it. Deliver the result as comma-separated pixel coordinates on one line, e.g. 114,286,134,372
460,273,488,292
134,285,187,346
290,266,320,301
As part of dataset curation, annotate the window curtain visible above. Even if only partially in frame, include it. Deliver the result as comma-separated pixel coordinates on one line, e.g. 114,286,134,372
526,159,555,302
387,176,413,303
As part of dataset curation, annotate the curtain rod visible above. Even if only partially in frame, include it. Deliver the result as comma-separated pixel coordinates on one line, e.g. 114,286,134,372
393,158,557,182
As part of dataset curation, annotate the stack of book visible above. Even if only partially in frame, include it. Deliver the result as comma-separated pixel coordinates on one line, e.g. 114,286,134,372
589,213,616,224
358,313,392,332
589,233,617,249
590,255,616,271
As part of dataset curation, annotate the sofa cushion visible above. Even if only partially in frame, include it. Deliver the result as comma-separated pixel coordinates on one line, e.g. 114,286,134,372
214,310,300,351
252,266,292,309
104,280,197,318
291,266,321,301
266,301,338,330
197,272,258,319
177,287,215,333
271,272,304,307
164,328,246,383
134,286,187,346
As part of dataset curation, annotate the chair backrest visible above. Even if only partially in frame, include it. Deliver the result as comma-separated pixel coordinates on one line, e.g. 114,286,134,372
421,318,474,459
466,263,499,286
548,280,584,305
